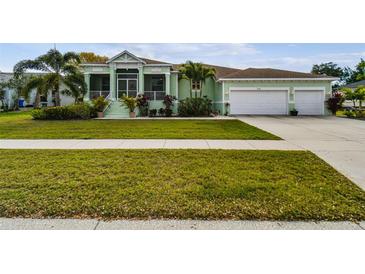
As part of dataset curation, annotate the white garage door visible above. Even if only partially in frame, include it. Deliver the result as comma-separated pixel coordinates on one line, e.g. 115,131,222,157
295,90,324,115
230,89,288,115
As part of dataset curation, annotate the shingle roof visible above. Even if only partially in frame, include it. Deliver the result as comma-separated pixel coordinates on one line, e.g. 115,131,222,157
172,63,242,78
139,57,171,65
221,68,331,79
342,80,365,89
172,64,331,79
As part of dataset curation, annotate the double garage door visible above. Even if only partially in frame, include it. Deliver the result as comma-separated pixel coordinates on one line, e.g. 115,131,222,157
230,88,324,115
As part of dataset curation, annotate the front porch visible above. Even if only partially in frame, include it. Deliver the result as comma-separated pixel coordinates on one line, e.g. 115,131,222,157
86,72,171,118
86,72,170,101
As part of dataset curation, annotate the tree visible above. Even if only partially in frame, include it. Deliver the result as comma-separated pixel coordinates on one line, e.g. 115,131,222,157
179,61,216,98
61,72,87,103
79,52,108,63
340,86,365,108
340,87,357,107
1,74,28,110
354,59,365,81
0,82,8,111
354,86,365,108
200,66,216,98
14,49,82,106
21,75,49,108
311,62,343,77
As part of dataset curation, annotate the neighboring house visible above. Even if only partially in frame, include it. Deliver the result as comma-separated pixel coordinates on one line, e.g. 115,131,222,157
82,50,337,117
1,50,337,116
342,80,365,89
0,72,73,109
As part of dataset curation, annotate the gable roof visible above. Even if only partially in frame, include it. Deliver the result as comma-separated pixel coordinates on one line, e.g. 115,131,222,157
106,50,146,64
342,80,365,89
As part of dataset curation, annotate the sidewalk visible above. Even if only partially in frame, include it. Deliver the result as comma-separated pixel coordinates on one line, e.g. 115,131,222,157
0,218,363,230
0,139,303,150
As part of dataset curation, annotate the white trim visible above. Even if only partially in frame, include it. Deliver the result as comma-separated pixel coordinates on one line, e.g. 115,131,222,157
293,87,326,115
218,78,338,81
116,73,139,99
106,50,146,64
222,82,225,103
144,64,173,67
80,64,108,67
176,74,179,100
228,87,290,115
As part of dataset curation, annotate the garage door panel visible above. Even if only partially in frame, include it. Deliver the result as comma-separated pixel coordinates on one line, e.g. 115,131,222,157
295,90,323,115
230,90,288,115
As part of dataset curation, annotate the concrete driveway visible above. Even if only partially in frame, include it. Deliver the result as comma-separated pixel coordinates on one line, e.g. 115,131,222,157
237,116,365,190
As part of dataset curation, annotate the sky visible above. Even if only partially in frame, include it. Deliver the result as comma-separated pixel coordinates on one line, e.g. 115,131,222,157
0,43,364,73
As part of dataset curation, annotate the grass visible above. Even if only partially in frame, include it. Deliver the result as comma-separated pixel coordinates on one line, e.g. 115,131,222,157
0,149,364,221
0,111,279,140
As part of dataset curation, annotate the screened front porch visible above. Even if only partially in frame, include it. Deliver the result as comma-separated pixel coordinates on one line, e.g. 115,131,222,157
89,74,110,99
143,74,166,100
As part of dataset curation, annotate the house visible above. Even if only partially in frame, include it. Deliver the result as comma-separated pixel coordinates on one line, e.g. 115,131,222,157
0,72,73,109
82,50,336,117
341,79,365,89
1,50,337,116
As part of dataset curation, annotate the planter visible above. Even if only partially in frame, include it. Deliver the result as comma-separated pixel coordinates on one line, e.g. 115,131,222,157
290,110,298,116
129,111,136,118
97,111,104,118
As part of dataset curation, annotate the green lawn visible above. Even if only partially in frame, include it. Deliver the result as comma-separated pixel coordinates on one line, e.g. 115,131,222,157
0,149,364,221
0,111,279,139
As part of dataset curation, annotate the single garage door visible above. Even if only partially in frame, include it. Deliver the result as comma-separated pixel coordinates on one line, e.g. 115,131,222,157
230,89,288,115
295,90,324,115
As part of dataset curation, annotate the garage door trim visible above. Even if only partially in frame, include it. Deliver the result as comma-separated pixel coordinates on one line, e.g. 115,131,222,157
293,87,326,115
228,87,290,115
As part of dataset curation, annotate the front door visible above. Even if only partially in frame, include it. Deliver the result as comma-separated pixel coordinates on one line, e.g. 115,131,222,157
117,74,138,98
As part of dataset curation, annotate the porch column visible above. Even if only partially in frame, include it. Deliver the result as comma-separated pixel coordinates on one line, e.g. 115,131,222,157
84,73,90,101
165,73,170,95
109,67,116,100
138,67,144,93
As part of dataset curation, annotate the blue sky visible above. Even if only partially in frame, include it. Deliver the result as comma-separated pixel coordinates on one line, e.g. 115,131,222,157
0,43,364,72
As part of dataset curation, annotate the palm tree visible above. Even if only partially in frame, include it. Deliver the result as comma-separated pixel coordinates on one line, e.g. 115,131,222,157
13,49,82,106
61,72,87,103
22,75,49,108
199,66,216,98
179,61,215,98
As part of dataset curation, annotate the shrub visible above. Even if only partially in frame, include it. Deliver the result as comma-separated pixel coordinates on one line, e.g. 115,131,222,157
92,96,108,112
327,92,344,115
178,96,212,117
136,94,149,116
31,109,46,119
354,110,365,118
158,108,165,116
149,109,157,117
31,103,95,120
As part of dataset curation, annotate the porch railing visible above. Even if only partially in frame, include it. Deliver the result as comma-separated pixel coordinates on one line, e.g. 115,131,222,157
144,91,166,101
90,90,110,100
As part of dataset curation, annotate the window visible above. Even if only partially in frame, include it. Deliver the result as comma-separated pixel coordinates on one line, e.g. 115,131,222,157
101,76,110,91
151,76,165,91
192,81,201,90
117,74,138,79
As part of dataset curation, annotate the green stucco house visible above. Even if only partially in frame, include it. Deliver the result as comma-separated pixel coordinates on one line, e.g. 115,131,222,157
81,50,337,117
